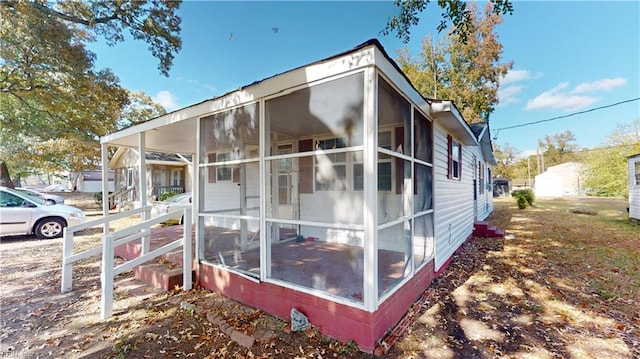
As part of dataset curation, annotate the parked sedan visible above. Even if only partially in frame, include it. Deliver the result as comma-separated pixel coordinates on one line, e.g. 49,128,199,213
15,187,65,205
0,186,86,239
151,192,192,225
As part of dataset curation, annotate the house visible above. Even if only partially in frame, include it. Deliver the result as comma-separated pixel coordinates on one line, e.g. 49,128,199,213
534,162,583,197
99,39,498,353
71,170,115,193
108,148,193,206
628,154,640,222
511,178,532,191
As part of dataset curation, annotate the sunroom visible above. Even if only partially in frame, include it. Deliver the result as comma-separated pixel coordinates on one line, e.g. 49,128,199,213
101,39,474,352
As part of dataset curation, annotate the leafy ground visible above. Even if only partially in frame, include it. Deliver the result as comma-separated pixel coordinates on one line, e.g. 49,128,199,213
0,194,638,358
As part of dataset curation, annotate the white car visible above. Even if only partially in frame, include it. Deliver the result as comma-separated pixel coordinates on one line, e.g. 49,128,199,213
151,192,192,225
0,186,86,239
16,187,65,205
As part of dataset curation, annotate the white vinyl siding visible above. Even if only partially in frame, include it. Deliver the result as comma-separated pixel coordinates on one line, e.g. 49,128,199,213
433,123,475,271
629,156,640,220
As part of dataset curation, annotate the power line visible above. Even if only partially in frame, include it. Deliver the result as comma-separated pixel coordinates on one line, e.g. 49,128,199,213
493,97,640,140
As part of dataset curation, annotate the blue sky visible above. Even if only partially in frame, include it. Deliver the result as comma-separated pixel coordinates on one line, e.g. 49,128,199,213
88,1,640,158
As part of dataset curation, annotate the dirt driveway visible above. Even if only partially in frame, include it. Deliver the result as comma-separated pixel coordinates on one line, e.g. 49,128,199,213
1,194,638,358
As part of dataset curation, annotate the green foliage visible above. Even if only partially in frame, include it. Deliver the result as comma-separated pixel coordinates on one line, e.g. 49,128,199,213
512,189,534,209
582,118,640,198
383,0,514,43
93,191,114,205
493,143,519,178
396,2,513,124
538,131,579,168
157,191,180,201
0,1,177,183
515,196,528,209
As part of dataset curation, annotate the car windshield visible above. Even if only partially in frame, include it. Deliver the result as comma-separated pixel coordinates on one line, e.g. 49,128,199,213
15,189,48,205
167,193,190,203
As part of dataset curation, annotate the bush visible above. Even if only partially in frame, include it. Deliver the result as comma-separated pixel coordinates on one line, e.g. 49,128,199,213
516,196,528,209
94,191,115,209
157,191,180,201
511,189,535,209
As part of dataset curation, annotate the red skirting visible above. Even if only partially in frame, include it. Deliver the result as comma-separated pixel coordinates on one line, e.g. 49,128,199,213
197,260,435,353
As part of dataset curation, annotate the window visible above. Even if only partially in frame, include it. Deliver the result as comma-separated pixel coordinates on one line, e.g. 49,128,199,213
479,163,485,194
127,168,134,188
447,135,462,180
635,161,640,185
172,169,183,186
352,131,393,191
217,152,232,181
315,138,346,191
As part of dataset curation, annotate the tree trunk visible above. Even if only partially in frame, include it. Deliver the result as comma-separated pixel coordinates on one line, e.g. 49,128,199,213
0,160,15,188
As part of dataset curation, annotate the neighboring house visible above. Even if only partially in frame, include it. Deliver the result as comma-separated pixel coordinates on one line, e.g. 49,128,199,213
511,178,532,191
99,39,497,353
628,154,640,222
71,170,115,193
534,162,584,197
108,148,193,206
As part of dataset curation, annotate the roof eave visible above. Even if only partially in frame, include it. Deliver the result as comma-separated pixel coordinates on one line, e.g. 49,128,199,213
430,101,477,145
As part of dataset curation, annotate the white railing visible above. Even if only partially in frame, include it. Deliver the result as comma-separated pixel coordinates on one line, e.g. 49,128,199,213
61,206,153,293
101,207,192,319
60,207,192,320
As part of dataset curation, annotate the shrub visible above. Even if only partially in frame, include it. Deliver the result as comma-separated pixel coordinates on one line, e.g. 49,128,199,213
511,189,535,209
157,191,180,201
94,191,115,209
516,195,528,209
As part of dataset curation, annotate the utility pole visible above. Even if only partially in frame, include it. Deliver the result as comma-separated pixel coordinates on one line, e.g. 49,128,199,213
527,155,531,187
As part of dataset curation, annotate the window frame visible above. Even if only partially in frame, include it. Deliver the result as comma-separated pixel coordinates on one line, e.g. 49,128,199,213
447,134,462,180
216,152,233,182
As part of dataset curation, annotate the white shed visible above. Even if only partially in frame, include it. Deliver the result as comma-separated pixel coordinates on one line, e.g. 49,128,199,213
534,171,563,197
628,154,640,221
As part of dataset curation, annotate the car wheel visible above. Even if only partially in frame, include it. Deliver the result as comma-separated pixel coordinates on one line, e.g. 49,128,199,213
35,218,66,239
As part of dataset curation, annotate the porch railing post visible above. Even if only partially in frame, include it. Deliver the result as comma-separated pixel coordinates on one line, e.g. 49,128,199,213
182,208,192,291
61,228,73,292
141,206,150,255
100,233,115,319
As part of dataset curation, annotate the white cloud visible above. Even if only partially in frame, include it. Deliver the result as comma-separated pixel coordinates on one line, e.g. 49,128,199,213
498,84,525,107
498,69,542,107
525,82,600,111
571,77,627,94
500,69,534,85
152,90,179,111
515,149,538,160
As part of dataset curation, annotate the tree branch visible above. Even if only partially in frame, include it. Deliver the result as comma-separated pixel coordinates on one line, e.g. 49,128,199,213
28,1,119,26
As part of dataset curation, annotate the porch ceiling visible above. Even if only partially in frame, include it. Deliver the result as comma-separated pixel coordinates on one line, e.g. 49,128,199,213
103,116,198,154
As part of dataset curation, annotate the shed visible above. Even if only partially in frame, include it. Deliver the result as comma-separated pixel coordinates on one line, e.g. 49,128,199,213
534,162,583,197
493,177,511,197
99,39,496,353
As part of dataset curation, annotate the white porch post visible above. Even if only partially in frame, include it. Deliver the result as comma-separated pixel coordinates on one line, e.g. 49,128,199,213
101,142,110,234
138,132,150,254
100,233,115,319
363,67,378,311
260,99,269,280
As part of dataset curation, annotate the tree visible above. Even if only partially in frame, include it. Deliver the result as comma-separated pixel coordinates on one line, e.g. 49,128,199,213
0,1,181,186
397,2,513,124
582,118,640,197
384,0,514,43
538,130,579,169
119,91,167,130
493,142,519,178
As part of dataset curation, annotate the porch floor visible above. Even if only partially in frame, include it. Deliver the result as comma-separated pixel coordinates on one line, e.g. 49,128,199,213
116,225,414,299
